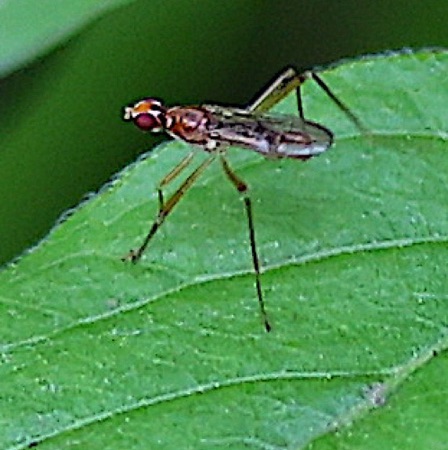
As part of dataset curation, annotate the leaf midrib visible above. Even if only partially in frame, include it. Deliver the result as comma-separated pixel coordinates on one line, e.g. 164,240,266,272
2,232,446,354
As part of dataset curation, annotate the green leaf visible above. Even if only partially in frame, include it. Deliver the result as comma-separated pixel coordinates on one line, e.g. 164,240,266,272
0,0,137,77
1,50,447,449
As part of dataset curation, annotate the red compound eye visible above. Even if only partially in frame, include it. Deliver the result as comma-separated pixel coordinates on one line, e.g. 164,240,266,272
135,113,160,131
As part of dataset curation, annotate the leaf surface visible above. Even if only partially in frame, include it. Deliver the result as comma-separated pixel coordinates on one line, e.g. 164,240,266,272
1,50,447,449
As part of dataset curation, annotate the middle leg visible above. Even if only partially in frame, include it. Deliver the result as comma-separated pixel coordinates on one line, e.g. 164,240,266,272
220,155,271,332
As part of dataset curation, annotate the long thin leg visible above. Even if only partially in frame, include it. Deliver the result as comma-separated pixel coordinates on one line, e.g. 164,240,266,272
125,155,216,262
220,155,271,332
308,71,367,133
230,67,364,331
157,151,195,211
248,67,302,113
248,67,365,132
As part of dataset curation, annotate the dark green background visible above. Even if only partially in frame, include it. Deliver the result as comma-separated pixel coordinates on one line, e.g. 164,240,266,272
0,0,446,266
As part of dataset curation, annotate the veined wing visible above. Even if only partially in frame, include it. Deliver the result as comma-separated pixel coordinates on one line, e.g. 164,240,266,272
203,105,333,159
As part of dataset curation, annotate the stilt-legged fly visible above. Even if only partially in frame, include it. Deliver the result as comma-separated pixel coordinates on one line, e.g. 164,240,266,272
123,67,364,332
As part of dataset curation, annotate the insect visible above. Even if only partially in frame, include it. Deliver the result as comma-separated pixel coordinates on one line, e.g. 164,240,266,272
123,67,364,332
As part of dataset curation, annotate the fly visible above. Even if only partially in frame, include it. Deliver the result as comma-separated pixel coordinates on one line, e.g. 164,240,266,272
123,67,364,332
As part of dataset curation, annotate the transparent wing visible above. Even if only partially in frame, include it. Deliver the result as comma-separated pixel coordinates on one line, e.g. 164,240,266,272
204,106,333,159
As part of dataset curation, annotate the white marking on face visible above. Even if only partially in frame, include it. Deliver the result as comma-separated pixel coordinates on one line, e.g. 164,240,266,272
123,107,133,120
150,110,162,118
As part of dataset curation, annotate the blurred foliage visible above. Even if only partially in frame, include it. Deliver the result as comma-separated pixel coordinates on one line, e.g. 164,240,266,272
0,0,136,77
